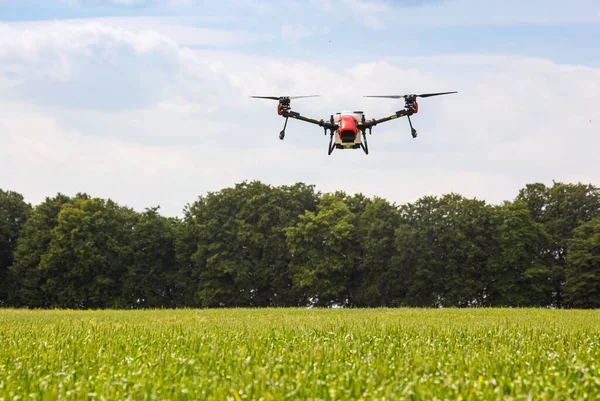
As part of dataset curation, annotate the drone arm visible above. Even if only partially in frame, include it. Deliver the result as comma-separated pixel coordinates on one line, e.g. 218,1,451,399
363,109,412,129
282,110,338,130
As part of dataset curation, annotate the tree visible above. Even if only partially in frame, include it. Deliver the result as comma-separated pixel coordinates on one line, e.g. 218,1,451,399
178,181,318,307
10,193,73,307
123,207,180,308
353,197,403,306
563,218,600,308
516,181,600,306
327,191,372,305
515,182,548,222
0,189,32,305
37,197,137,308
285,194,359,306
395,194,494,307
7,179,600,309
485,201,552,306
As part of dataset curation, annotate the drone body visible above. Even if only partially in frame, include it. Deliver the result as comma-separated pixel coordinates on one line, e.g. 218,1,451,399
331,110,365,151
252,91,457,155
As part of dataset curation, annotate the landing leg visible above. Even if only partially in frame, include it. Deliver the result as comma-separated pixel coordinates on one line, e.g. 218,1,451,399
328,131,335,155
279,117,289,140
407,115,417,138
361,130,369,155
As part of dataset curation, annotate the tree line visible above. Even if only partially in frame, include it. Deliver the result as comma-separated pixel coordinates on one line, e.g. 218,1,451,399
1,180,599,309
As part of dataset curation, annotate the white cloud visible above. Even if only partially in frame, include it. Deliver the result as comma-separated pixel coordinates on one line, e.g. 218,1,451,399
308,0,600,30
341,0,389,14
0,20,250,112
109,0,149,4
280,25,320,43
0,19,599,217
60,0,192,6
309,0,390,30
3,17,271,47
0,101,204,214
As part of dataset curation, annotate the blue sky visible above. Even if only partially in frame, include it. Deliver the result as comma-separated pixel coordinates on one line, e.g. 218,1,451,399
3,0,599,65
1,0,599,215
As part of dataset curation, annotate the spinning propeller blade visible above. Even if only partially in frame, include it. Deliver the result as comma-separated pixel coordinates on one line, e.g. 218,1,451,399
364,91,457,99
415,91,458,98
250,95,321,100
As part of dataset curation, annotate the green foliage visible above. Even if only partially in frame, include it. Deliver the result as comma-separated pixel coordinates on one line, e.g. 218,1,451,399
179,181,318,307
10,193,73,307
4,179,600,309
0,189,31,305
285,194,360,306
123,207,181,308
517,181,600,306
354,197,402,306
37,197,137,308
564,218,600,308
486,201,552,306
1,308,599,399
395,194,494,307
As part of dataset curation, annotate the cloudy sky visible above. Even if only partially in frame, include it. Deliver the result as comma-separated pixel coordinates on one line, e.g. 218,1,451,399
1,0,599,216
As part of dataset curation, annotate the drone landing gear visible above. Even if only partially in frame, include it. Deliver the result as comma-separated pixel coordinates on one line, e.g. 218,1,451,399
327,130,335,155
360,128,370,155
407,115,417,138
279,117,289,140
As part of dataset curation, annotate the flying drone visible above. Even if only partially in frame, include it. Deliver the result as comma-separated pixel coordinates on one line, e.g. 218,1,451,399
251,91,457,155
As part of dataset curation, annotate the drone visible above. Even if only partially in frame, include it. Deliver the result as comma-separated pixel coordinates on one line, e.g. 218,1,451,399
251,91,457,155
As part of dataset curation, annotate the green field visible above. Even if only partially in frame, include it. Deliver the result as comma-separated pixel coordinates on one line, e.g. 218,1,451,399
1,309,599,400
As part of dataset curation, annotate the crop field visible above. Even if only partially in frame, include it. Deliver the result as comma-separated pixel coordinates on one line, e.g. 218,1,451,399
1,308,599,400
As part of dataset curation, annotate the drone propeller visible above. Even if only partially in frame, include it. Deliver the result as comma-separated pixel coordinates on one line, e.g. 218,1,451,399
250,95,321,100
251,95,321,141
364,91,457,99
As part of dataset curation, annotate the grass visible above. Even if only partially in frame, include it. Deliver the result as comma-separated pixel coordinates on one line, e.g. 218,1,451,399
0,308,599,400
